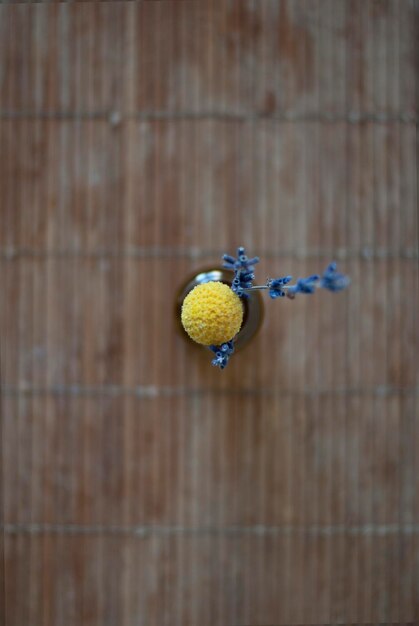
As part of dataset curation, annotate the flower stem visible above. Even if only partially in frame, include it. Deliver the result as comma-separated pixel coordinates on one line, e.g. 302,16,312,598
243,285,269,291
243,284,293,292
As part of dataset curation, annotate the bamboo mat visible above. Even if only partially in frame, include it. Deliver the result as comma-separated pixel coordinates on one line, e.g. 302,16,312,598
0,2,418,625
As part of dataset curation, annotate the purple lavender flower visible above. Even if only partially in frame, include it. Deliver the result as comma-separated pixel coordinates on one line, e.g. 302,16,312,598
223,246,260,299
268,276,293,299
210,341,235,369
320,262,351,292
286,274,320,296
222,246,260,272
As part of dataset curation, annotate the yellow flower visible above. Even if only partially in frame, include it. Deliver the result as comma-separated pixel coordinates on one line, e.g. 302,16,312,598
181,281,244,346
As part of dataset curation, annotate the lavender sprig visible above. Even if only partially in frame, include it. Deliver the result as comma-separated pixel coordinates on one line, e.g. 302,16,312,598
222,246,260,272
246,262,350,298
208,249,350,369
286,274,320,296
267,275,293,299
209,341,235,370
320,261,351,292
223,246,260,299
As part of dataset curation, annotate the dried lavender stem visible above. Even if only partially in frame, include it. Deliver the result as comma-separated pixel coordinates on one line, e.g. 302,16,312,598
243,284,293,292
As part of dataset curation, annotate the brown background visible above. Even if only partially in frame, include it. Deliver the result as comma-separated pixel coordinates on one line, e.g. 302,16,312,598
0,1,418,625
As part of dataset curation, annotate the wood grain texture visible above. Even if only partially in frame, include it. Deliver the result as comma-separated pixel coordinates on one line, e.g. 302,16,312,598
0,1,418,625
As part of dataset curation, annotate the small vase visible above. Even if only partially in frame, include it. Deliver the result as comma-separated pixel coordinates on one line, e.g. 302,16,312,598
175,267,264,351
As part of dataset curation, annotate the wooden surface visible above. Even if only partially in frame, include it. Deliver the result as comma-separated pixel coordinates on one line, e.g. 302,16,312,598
0,2,418,625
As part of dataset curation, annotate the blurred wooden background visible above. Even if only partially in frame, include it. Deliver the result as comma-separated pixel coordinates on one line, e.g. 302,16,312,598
0,1,418,625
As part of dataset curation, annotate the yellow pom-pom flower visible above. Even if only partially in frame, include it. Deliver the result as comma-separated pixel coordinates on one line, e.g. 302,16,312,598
181,281,244,346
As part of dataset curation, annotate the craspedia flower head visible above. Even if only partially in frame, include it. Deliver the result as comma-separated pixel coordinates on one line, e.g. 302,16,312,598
181,281,244,346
